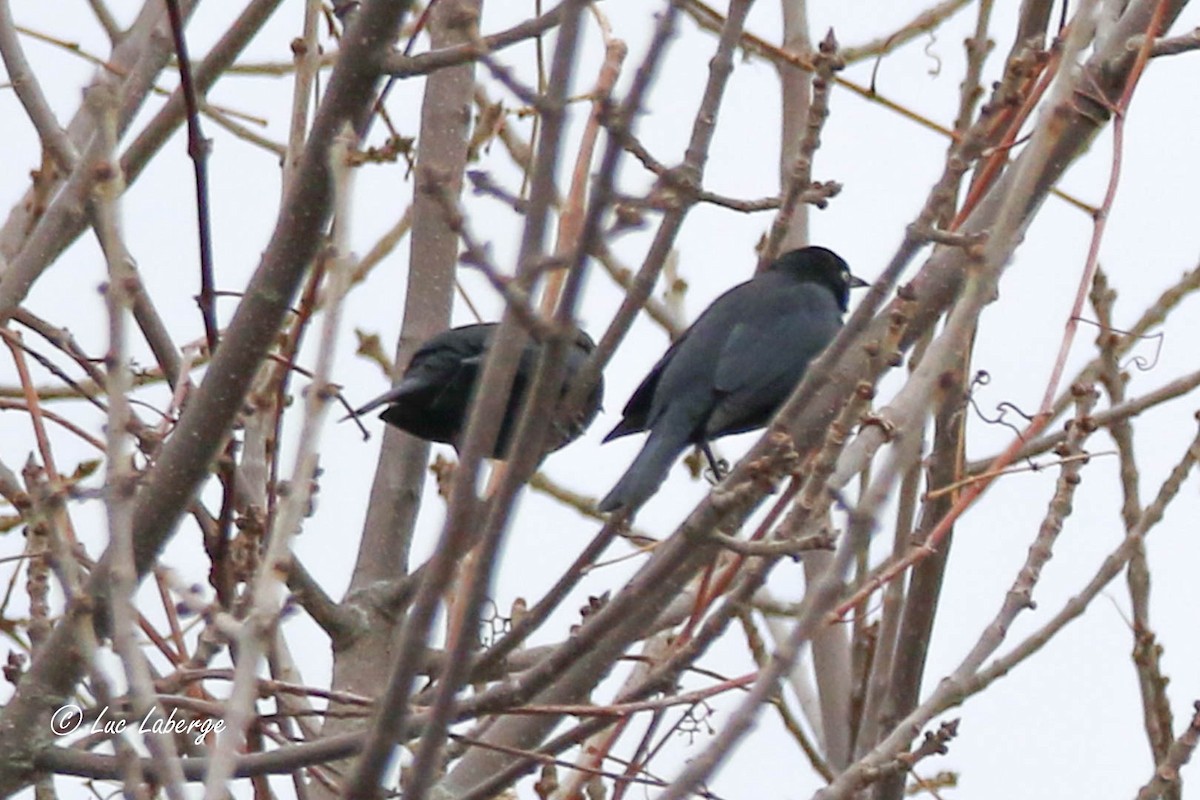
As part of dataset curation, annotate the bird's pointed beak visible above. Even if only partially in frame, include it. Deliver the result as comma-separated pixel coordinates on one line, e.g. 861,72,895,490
850,275,870,289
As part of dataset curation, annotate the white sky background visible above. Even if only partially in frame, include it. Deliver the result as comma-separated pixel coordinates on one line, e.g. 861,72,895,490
2,1,1200,798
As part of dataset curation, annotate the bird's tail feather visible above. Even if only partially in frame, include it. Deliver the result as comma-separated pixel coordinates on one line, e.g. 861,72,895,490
344,374,426,420
598,422,690,513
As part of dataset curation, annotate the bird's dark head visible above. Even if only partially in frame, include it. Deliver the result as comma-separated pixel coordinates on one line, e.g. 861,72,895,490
769,246,867,312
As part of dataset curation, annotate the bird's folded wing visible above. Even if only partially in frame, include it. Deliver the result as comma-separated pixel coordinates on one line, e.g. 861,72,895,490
709,312,836,434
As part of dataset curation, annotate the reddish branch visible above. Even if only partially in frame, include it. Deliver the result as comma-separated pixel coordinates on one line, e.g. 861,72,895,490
831,0,1173,621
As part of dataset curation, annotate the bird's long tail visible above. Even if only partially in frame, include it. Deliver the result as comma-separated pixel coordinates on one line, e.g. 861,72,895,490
598,419,691,513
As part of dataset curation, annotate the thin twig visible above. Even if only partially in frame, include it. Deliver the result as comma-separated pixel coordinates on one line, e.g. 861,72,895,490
758,29,844,268
384,3,564,77
0,0,79,171
164,0,219,354
840,0,973,63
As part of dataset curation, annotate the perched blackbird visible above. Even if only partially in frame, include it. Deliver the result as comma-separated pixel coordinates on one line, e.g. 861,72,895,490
598,246,867,512
351,323,604,458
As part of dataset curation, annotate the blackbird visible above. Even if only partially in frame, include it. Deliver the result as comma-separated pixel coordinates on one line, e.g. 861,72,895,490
351,323,603,458
598,246,866,512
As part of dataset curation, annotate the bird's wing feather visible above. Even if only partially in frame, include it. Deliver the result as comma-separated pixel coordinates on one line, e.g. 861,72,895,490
602,337,683,441
708,289,841,437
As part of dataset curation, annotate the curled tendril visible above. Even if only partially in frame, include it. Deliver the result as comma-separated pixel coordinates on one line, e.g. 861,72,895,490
924,31,942,77
1071,316,1166,372
1122,331,1164,372
994,401,1034,424
966,369,1038,467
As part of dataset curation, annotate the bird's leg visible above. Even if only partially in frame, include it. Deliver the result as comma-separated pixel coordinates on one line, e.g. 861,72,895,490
701,444,729,485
